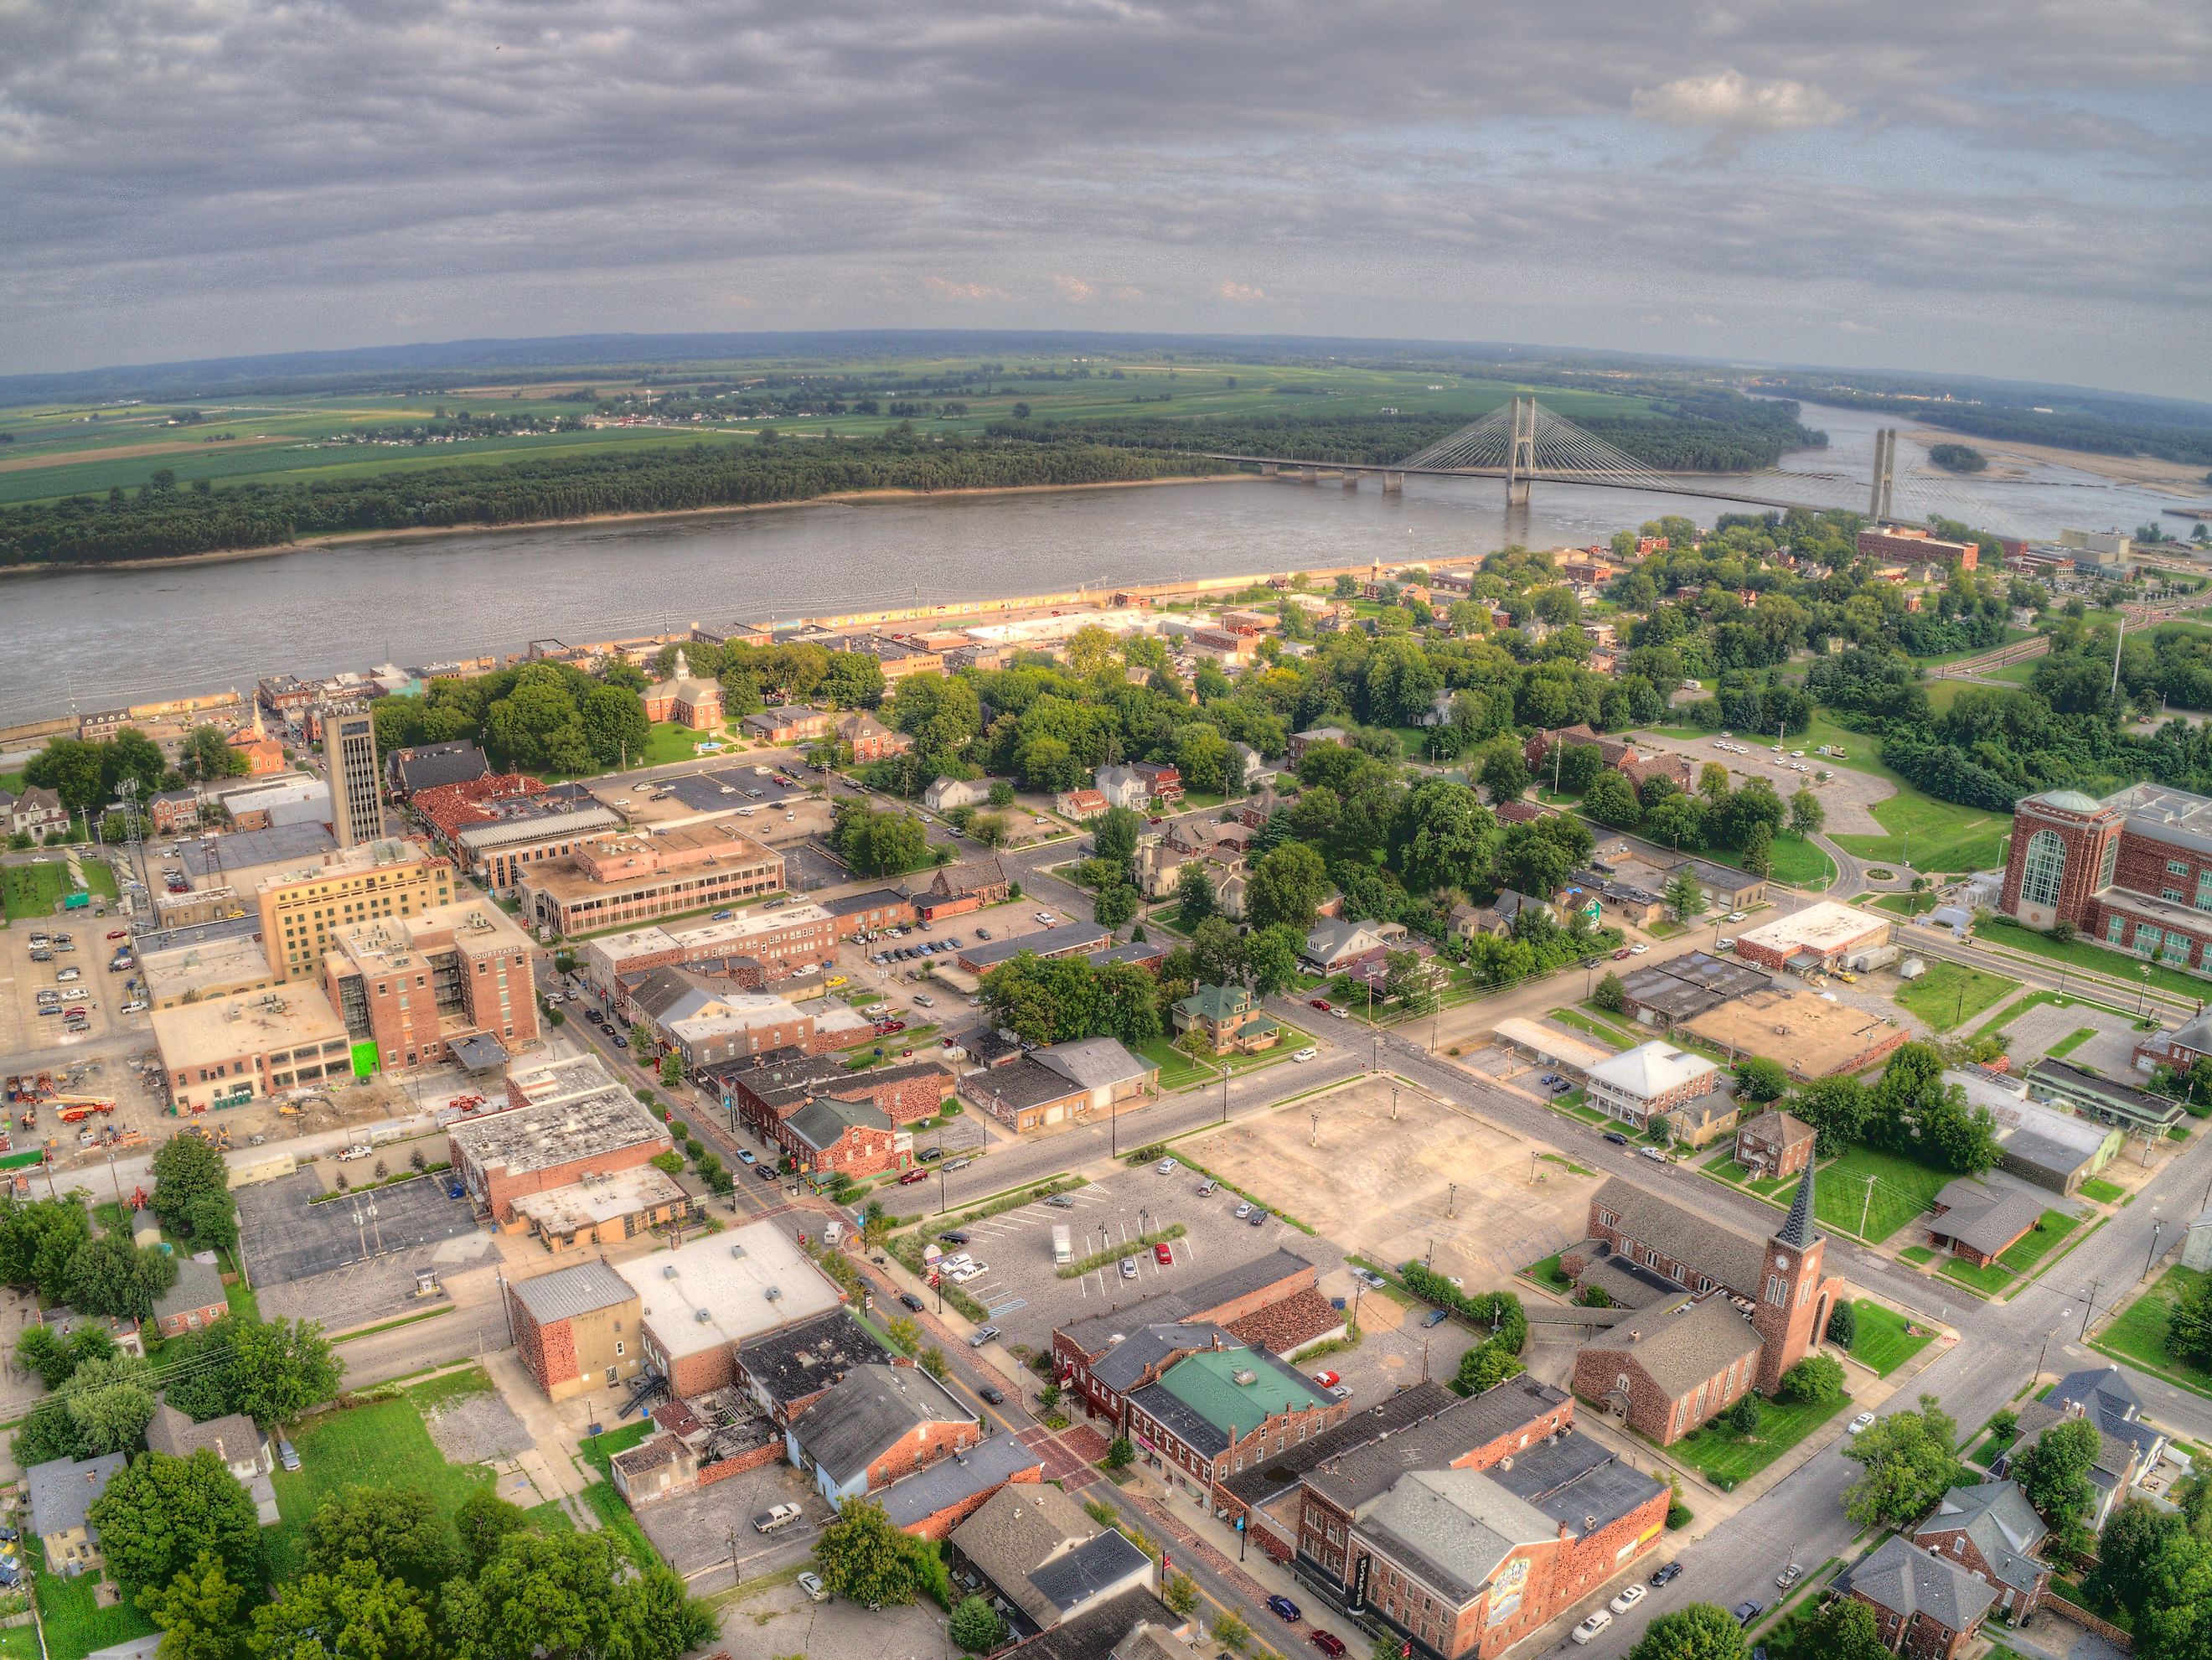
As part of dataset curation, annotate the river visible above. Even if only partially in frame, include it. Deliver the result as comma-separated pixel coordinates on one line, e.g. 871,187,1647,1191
1,401,2189,726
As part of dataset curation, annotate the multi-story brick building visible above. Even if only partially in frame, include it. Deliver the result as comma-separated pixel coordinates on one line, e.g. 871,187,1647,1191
519,822,783,935
711,1049,954,1135
641,651,723,730
1909,1482,2050,1623
1734,1109,1817,1182
2000,783,2212,975
1841,1534,1995,1660
451,1055,671,1225
1122,1343,1348,1498
581,904,838,993
774,1096,912,1183
322,897,540,1072
613,1223,845,1399
1563,1166,1842,1444
1856,526,1978,570
505,1259,646,1402
256,837,457,984
412,774,624,895
733,1310,893,1428
820,886,921,939
1580,1042,1723,1140
152,985,358,1111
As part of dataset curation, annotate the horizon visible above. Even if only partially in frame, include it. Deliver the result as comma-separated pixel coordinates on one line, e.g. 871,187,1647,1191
6,4,2205,397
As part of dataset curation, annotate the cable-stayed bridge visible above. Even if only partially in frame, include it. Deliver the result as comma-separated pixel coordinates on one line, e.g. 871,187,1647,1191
1196,395,1991,522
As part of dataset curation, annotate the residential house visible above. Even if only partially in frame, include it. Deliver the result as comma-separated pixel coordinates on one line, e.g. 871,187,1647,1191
149,1254,230,1338
1925,1176,2046,1269
1056,789,1109,821
921,856,1010,920
1171,984,1281,1057
786,1363,982,1504
1733,1110,1816,1182
1093,767,1150,811
1582,1042,1728,1145
10,784,69,841
1842,1533,1996,1660
1228,743,1272,788
1303,917,1403,973
1911,1482,2051,1622
1130,762,1181,804
1459,889,1553,939
145,1399,279,1525
1289,727,1347,765
27,1453,129,1575
835,711,911,763
923,776,995,814
1998,1366,2168,1528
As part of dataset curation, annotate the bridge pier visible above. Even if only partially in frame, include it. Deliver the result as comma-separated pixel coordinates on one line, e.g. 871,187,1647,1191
1299,466,1319,484
1258,463,1277,477
1341,472,1359,490
1381,472,1403,494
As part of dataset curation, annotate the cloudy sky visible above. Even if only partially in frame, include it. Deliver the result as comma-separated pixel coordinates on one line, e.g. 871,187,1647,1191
5,0,2208,396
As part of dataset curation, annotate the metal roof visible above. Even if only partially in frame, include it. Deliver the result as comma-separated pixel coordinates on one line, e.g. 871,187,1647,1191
509,1259,637,1325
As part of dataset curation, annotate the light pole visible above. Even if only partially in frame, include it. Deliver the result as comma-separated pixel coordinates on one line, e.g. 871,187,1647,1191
1391,1086,1398,1123
2141,963,2153,1016
2146,1217,2167,1281
1221,1063,1233,1125
1310,1112,1319,1148
1447,1182,1458,1219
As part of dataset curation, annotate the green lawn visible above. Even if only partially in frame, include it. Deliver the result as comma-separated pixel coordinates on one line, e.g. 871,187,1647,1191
1134,1036,1219,1091
1770,1145,1951,1244
1667,1391,1848,1486
2096,1264,2212,1395
2082,1177,2127,1205
580,1420,655,1481
266,1368,504,1579
1892,962,2021,1032
581,1482,663,1573
1980,915,2210,1000
1899,1244,1937,1264
1997,1209,2083,1276
3,859,117,921
1940,1255,2019,1297
1546,1007,1636,1050
1846,1300,1935,1377
30,1551,156,1660
1523,1253,1574,1294
1873,892,1940,918
2047,1027,2099,1059
1830,789,2011,876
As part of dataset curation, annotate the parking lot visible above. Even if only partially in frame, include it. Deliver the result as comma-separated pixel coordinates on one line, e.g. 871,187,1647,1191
0,916,149,1063
1630,730,1892,838
633,1456,829,1587
239,1165,492,1285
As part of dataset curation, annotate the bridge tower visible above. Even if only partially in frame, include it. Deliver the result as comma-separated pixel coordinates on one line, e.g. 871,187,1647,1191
1504,395,1538,505
1868,427,1898,521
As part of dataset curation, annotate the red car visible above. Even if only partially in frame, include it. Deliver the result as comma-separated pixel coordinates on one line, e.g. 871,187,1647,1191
1154,1242,1173,1265
1310,998,1332,1012
1309,1635,1346,1657
875,1019,907,1035
106,930,127,941
899,1168,930,1185
1611,948,1632,960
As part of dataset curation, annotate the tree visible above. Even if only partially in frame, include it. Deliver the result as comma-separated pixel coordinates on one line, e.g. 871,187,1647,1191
2087,1501,2199,1622
1093,806,1143,872
13,1321,72,1389
90,1447,265,1601
919,1347,948,1380
1246,841,1329,932
179,727,245,783
812,1497,928,1606
65,1232,178,1323
1723,1393,1762,1435
441,1527,705,1660
1733,1057,1789,1103
1626,1603,1749,1660
59,1352,158,1454
1788,788,1825,837
1739,823,1773,879
251,1559,433,1660
1826,1301,1858,1347
452,1492,530,1575
1582,768,1642,828
1591,971,1626,1013
1655,870,1704,925
225,1316,343,1428
1479,746,1530,802
658,1052,683,1088
950,1595,1002,1653
302,1486,461,1593
2013,1418,2102,1527
1457,1339,1522,1394
2173,1275,2212,1369
1103,1436,1134,1470
1175,862,1217,930
1777,1354,1845,1404
1795,1599,1889,1660
1162,1570,1199,1616
1842,1394,1962,1530
144,1551,248,1660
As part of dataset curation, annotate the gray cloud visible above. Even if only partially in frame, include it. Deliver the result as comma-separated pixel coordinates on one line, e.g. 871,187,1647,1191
2,0,2207,391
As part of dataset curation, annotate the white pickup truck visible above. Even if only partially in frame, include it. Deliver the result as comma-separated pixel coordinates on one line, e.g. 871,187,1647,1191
753,1502,803,1534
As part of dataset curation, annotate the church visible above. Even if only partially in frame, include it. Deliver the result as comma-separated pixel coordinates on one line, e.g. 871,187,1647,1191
1559,1161,1842,1445
642,650,724,732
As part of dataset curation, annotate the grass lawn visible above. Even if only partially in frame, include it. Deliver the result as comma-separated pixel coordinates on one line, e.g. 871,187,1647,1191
581,1420,655,1481
1874,892,1941,918
582,1482,663,1572
266,1367,503,1579
1940,1256,2019,1296
2096,1264,2212,1395
30,1549,156,1660
2083,1177,2127,1204
3,859,117,922
2047,1027,2099,1059
1847,1300,1935,1376
1967,1423,2020,1469
1980,915,2209,1000
1770,1145,1951,1244
225,1276,261,1321
1998,1211,2083,1276
1892,961,2021,1032
1830,789,2011,876
1667,1391,1848,1486
1523,1253,1574,1294
1899,1244,1937,1264
1134,1036,1218,1091
1546,1007,1636,1050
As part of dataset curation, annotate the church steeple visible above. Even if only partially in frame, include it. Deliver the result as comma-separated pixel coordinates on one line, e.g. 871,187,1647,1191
1777,1151,1817,1249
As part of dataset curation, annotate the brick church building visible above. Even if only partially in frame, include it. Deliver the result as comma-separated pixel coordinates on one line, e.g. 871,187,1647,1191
1562,1162,1842,1445
2001,783,2212,975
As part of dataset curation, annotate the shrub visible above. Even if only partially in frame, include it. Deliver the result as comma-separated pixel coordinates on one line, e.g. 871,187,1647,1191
1724,1393,1763,1435
1826,1301,1858,1347
1103,1436,1134,1470
1778,1354,1845,1405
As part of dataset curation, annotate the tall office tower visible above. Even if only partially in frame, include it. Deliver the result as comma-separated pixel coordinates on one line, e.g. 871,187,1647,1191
322,700,381,848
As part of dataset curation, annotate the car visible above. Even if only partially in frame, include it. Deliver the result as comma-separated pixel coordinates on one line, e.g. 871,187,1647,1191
1573,1611,1614,1645
1154,1242,1173,1265
1726,912,1747,923
1308,1634,1346,1657
1265,1595,1301,1623
919,1147,945,1163
969,1325,1000,1347
1119,1257,1140,1280
899,1168,930,1185
1731,1601,1764,1626
1549,1081,1572,1094
1714,938,1734,952
796,1571,829,1603
1422,1307,1450,1328
1047,1192,1078,1208
1293,1047,1318,1062
1248,1208,1266,1227
1612,947,1632,960
1310,1369,1341,1389
612,1035,628,1048
1649,1561,1683,1588
974,927,992,939
121,1000,148,1014
1310,998,1332,1011
945,936,964,948
891,1294,924,1316
1331,1006,1349,1020
754,1502,804,1534
277,1438,301,1472
1848,1410,1876,1436
1353,1267,1388,1289
1602,1130,1631,1146
1639,1145,1667,1164
1233,1201,1253,1219
979,1386,1006,1405
1196,1177,1217,1197
1539,1073,1560,1085
1155,1158,1177,1175
1775,1564,1803,1591
939,1230,969,1244
55,968,81,982
1034,911,1055,925
712,910,735,921
106,930,127,940
754,1162,779,1180
1610,1585,1646,1616
736,1149,757,1165
1629,943,1650,955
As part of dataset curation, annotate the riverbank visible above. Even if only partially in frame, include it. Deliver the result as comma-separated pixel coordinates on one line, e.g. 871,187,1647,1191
1905,427,2209,494
0,470,1249,578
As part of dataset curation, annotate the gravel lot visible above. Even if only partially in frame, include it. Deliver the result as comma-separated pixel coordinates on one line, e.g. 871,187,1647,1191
636,1458,828,1586
423,1392,533,1465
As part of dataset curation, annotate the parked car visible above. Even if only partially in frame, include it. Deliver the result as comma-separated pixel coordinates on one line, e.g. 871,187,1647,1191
1422,1307,1450,1328
918,1147,945,1162
753,1503,803,1534
736,1150,757,1165
1308,1634,1346,1657
899,1293,925,1312
1573,1611,1613,1645
1233,1201,1252,1219
1155,1157,1177,1175
1154,1242,1173,1265
1310,1370,1341,1390
337,1145,371,1161
754,1163,779,1181
969,1325,1000,1347
1731,1601,1764,1626
1611,947,1632,960
1848,1410,1876,1435
979,1386,1005,1405
899,1168,930,1185
796,1571,828,1603
1610,1585,1646,1615
1046,1192,1078,1208
1310,998,1332,1011
939,1230,969,1244
1639,1145,1668,1164
1602,1130,1631,1146
1265,1595,1300,1623
1248,1208,1267,1227
1649,1561,1683,1588
1119,1258,1139,1280
1775,1564,1803,1591
1197,1178,1217,1197
277,1439,301,1472
1293,1047,1318,1062
974,927,992,939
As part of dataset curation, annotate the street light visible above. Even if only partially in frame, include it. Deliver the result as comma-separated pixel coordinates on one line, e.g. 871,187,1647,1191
1391,1086,1398,1123
1310,1111,1319,1148
1221,1063,1233,1125
1447,1182,1458,1219
2146,1218,2167,1281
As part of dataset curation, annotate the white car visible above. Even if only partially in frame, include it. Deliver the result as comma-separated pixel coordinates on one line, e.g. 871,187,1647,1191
1293,1047,1318,1063
1848,1410,1877,1436
1629,944,1650,955
1610,1585,1646,1616
1155,1158,1178,1175
1726,912,1747,923
1573,1611,1614,1645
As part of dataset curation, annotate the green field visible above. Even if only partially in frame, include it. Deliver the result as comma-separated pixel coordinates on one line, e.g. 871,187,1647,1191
1845,1300,1935,1376
265,1367,504,1579
1136,1036,1219,1091
2082,1177,2127,1204
1772,1145,1951,1244
2096,1264,2212,1396
1979,915,2211,1001
1830,791,2011,877
28,1542,156,1660
1996,1209,2082,1276
1892,962,2020,1032
2,859,116,921
1873,892,1940,918
1667,1389,1849,1485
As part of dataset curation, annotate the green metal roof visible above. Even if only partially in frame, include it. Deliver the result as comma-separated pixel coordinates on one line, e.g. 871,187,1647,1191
1152,1344,1328,1435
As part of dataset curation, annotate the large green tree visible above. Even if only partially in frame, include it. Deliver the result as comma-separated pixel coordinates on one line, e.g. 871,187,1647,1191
302,1486,460,1594
1626,1603,1749,1660
152,1133,237,1249
811,1497,930,1607
2013,1418,2102,1528
441,1528,706,1660
90,1448,266,1602
251,1560,432,1660
143,1551,249,1660
1245,842,1329,932
225,1316,344,1428
1841,1394,1963,1530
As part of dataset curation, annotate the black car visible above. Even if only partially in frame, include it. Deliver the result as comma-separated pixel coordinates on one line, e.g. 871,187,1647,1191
918,1147,945,1163
899,1292,926,1312
979,1386,1006,1405
1265,1595,1300,1623
1602,1130,1631,1145
1730,1601,1764,1627
1649,1561,1682,1587
939,1230,969,1245
754,1163,779,1181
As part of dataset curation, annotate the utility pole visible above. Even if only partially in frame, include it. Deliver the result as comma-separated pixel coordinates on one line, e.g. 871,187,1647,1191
1861,1172,1875,1239
1447,1182,1458,1219
2080,1278,2100,1340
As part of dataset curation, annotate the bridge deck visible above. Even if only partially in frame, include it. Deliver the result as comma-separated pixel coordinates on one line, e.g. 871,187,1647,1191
1195,452,1840,514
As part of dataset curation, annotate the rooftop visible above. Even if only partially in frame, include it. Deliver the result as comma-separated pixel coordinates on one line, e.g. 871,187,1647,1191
1683,987,1901,1077
949,1483,1101,1625
1305,1377,1569,1513
1488,1429,1666,1539
144,1400,261,1465
1058,1249,1313,1357
1580,1292,1765,1397
589,902,834,967
789,1363,975,1487
1930,1176,2049,1258
1587,1041,1718,1101
452,1080,665,1179
141,930,276,1005
1358,1467,1555,1605
1615,952,1773,1021
1843,1533,1996,1635
27,1452,127,1540
151,1255,226,1321
1217,1380,1460,1512
1134,1344,1329,1456
507,1259,638,1326
1734,901,1889,955
325,897,535,975
149,985,352,1068
735,1310,892,1408
959,922,1112,970
615,1222,843,1358
786,1095,892,1150
177,821,338,882
510,1163,691,1235
1586,1176,1770,1298
876,1434,1043,1532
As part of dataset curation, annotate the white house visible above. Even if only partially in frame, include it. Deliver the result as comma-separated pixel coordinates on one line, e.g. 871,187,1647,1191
922,777,995,814
1093,766,1149,811
1584,1042,1722,1132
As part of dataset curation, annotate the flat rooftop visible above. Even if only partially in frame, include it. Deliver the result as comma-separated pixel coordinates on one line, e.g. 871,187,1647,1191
624,766,813,821
1685,988,1900,1076
511,1163,691,1234
2106,782,2212,848
150,985,351,1067
590,902,833,966
142,931,274,1003
452,1083,665,1178
1735,902,1888,954
177,822,337,883
617,1222,843,1357
959,921,1111,970
509,1052,628,1106
262,835,438,889
327,898,534,973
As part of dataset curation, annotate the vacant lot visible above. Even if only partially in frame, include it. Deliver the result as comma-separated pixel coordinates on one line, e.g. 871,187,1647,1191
1191,1077,1597,1291
1894,962,2020,1032
2096,1264,2212,1394
1770,1145,1952,1245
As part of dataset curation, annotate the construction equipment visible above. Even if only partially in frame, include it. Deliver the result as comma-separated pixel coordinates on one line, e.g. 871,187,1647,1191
55,1099,118,1125
276,1103,302,1118
17,1109,34,1131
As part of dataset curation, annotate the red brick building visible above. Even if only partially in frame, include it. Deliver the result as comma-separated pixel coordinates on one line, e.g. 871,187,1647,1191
787,1362,984,1502
711,1050,954,1136
452,1058,671,1225
918,856,1010,921
1909,1481,2050,1623
505,1259,645,1403
2000,783,2212,975
1842,1533,1996,1660
775,1096,912,1182
1856,527,1978,571
1733,1110,1816,1182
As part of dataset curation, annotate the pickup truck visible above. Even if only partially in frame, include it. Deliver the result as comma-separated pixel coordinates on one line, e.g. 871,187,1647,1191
753,1502,803,1533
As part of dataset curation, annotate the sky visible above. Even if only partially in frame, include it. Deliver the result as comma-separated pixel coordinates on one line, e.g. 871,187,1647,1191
5,0,2209,396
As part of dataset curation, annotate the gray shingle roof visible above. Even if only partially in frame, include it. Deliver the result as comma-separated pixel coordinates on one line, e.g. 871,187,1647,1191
1217,1380,1459,1512
791,1363,973,1487
1034,1038,1152,1093
1026,1532,1152,1621
1845,1533,1997,1635
509,1259,637,1326
1057,1251,1313,1357
1917,1482,2049,1597
1358,1468,1554,1604
1579,1294,1764,1397
151,1255,227,1321
144,1400,263,1465
1930,1177,2046,1259
1589,1176,1768,1298
1088,1324,1233,1396
875,1434,1043,1532
1305,1378,1569,1513
27,1453,127,1541
949,1483,1099,1625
